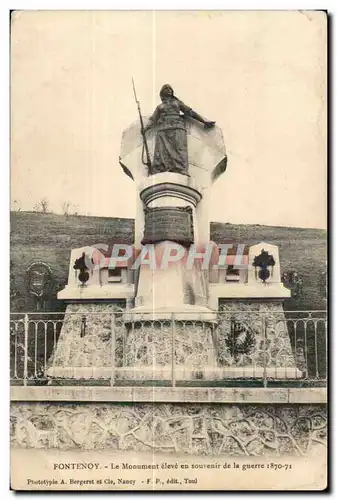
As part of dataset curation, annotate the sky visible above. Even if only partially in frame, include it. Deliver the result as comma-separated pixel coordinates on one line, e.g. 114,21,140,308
10,10,327,229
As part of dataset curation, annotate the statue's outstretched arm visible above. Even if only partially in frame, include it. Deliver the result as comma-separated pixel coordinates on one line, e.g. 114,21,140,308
179,101,215,129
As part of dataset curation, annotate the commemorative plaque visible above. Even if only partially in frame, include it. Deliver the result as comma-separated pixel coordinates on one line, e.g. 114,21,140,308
141,206,194,245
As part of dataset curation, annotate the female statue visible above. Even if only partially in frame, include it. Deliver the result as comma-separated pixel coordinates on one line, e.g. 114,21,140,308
144,84,215,176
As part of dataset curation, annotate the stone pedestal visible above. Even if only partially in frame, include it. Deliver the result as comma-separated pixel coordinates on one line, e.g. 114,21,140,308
217,301,302,379
124,320,216,367
123,169,219,375
46,303,125,379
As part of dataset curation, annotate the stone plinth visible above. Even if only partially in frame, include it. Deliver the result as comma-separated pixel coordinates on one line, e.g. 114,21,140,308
131,242,210,311
123,320,217,370
46,303,125,379
58,284,135,301
124,236,219,373
217,301,302,378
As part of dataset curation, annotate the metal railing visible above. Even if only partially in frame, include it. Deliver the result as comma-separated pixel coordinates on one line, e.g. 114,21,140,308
10,309,327,387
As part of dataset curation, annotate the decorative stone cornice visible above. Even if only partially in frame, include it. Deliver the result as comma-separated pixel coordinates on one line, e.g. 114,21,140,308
10,386,327,404
140,182,202,207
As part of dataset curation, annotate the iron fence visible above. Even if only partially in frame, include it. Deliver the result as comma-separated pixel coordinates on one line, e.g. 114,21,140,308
10,309,327,387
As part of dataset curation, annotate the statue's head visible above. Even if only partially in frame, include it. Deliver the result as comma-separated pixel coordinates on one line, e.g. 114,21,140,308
160,84,174,101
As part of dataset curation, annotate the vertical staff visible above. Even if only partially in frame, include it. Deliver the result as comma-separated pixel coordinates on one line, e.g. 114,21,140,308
132,78,152,174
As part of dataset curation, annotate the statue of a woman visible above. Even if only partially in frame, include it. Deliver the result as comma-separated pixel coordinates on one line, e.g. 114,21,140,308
144,84,215,176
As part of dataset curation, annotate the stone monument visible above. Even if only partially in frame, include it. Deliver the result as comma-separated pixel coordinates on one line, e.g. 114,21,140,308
11,83,326,465
46,83,300,381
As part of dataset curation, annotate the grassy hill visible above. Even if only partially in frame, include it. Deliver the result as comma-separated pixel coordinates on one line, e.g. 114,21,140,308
10,211,327,312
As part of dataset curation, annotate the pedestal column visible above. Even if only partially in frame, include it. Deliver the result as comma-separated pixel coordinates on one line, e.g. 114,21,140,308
123,173,218,377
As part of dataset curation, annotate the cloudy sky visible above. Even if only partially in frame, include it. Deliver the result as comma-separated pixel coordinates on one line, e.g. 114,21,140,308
11,10,327,228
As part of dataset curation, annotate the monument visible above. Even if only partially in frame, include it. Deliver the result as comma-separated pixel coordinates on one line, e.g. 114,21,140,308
10,82,326,466
9,7,328,490
47,83,300,381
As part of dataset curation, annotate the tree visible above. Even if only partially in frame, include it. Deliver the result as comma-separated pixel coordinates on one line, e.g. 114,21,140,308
33,198,50,213
61,201,79,216
61,201,71,216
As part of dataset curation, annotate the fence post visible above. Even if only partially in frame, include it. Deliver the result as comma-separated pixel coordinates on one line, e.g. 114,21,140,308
262,314,267,388
23,314,29,386
110,314,115,387
171,313,176,388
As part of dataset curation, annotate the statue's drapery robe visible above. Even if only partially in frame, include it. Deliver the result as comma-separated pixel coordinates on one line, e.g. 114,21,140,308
148,99,192,175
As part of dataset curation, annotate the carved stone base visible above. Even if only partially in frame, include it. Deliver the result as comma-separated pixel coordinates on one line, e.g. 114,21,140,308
218,301,301,377
46,303,125,378
46,303,219,379
11,402,327,456
46,301,301,380
124,321,217,368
